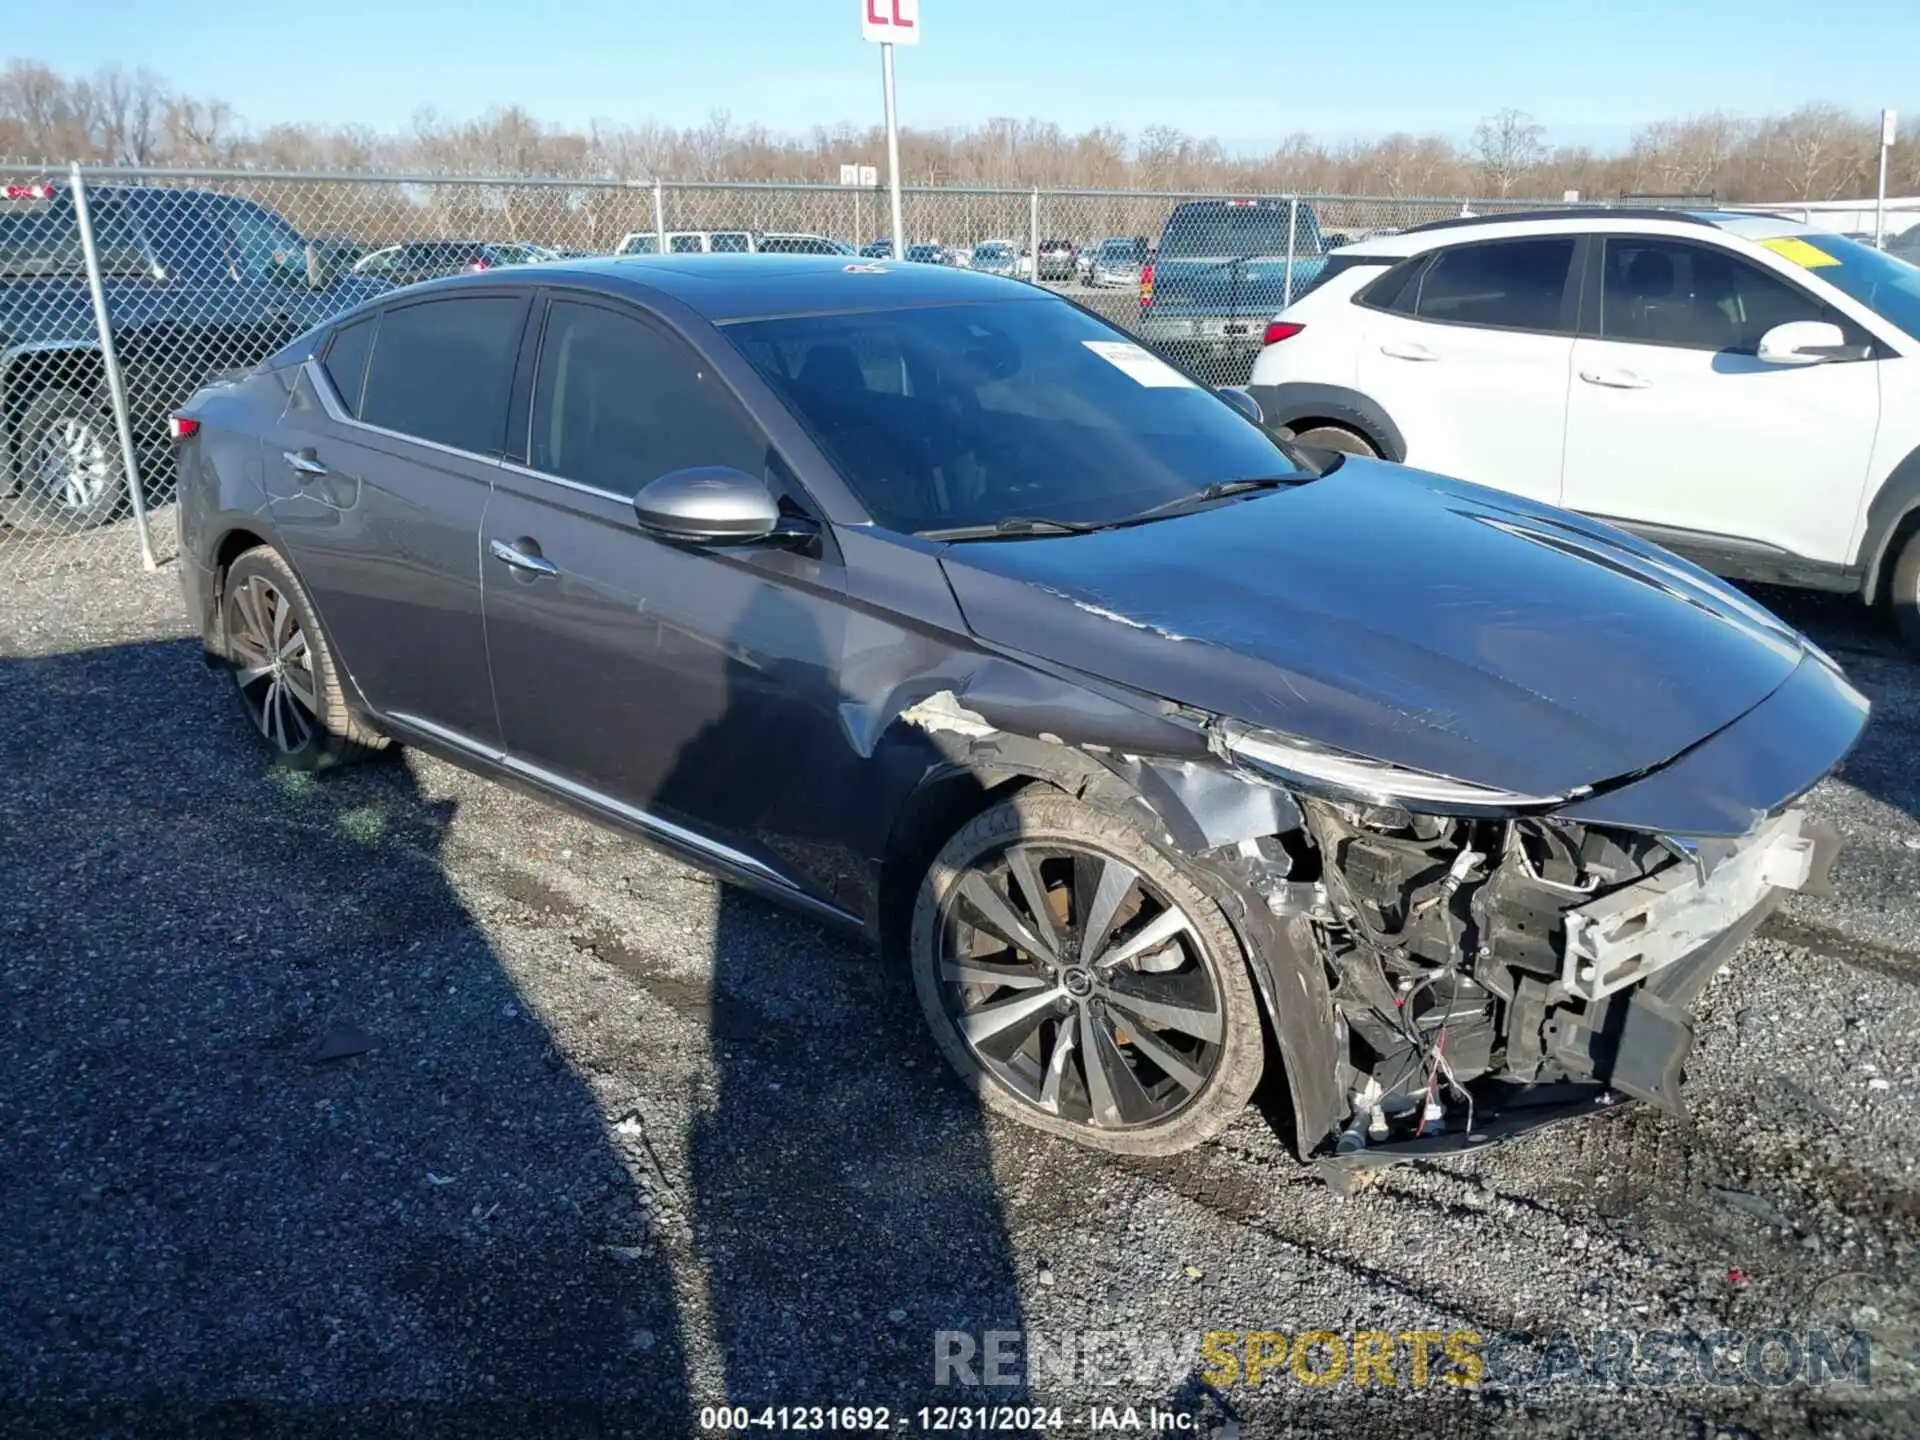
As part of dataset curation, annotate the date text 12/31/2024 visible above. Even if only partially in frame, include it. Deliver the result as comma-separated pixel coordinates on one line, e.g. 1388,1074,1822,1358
698,1406,1199,1433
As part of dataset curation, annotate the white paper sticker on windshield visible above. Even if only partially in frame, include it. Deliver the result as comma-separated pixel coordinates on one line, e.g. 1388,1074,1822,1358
1082,340,1197,388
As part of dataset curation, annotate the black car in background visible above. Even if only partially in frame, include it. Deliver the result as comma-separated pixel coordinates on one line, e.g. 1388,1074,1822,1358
0,180,384,533
904,243,954,265
173,255,1862,1166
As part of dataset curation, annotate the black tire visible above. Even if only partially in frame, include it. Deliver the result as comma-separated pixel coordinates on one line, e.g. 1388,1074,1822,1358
3,387,124,534
1288,424,1379,459
910,789,1264,1156
221,546,386,769
1890,525,1920,654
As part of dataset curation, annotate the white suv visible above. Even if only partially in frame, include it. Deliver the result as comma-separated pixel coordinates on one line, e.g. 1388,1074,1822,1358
1246,209,1920,645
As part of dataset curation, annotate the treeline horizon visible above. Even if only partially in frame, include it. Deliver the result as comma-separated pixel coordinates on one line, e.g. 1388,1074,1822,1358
3,58,1915,203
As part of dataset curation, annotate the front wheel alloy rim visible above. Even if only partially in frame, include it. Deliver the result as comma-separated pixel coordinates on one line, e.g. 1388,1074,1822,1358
34,416,112,516
227,575,318,753
936,841,1224,1130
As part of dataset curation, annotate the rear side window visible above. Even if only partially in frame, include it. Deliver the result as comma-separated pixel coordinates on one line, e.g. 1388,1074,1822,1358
359,296,525,453
529,299,766,491
1599,237,1830,353
1365,237,1577,333
0,195,148,278
321,315,377,415
669,234,704,254
1291,255,1390,306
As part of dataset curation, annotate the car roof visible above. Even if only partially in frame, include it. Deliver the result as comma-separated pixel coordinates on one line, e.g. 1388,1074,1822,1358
1334,206,1832,259
405,253,1046,321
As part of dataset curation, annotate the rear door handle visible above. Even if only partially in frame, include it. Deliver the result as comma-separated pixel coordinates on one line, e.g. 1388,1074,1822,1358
488,538,560,577
1379,342,1438,361
1579,369,1651,390
282,448,328,479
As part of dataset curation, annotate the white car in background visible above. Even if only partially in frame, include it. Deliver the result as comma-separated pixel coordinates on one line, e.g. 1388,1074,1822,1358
615,230,759,256
1246,208,1920,647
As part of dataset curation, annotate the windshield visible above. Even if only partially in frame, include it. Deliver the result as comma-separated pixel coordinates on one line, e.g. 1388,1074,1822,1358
1786,233,1920,342
1099,238,1146,263
726,298,1303,535
1159,205,1313,259
973,244,1012,262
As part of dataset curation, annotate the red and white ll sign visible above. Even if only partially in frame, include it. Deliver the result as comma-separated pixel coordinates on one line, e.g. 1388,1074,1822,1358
861,0,921,46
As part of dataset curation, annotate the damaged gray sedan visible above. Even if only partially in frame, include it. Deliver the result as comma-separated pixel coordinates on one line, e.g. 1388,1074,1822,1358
173,256,1869,1164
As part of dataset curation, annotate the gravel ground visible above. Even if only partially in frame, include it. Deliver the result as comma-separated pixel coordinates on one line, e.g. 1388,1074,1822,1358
2,559,1918,1439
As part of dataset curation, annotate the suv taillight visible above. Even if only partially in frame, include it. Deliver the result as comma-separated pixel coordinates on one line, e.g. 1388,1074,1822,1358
168,415,200,441
3,182,55,200
1262,321,1304,345
1139,260,1154,310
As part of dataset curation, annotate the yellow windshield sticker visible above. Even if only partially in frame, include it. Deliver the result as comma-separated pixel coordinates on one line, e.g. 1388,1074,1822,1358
1760,236,1840,268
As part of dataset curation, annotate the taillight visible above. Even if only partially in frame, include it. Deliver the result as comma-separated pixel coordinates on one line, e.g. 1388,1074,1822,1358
3,182,55,200
1139,260,1155,310
468,260,490,272
1262,321,1304,345
168,415,200,441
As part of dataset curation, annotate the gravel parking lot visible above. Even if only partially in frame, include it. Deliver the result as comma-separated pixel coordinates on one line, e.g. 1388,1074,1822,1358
3,551,1918,1438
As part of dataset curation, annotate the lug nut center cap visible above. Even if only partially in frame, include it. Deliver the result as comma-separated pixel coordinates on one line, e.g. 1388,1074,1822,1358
1062,967,1094,998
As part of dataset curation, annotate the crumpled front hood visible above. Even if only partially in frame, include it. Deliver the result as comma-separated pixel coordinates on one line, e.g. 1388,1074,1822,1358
937,461,1811,800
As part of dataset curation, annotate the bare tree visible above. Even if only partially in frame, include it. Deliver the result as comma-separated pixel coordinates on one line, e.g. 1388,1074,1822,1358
1473,108,1547,196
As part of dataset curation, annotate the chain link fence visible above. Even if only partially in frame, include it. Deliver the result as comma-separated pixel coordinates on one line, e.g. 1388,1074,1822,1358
2,163,1881,586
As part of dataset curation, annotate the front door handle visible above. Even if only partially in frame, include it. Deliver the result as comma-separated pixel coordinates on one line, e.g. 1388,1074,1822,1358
1379,341,1438,361
1579,369,1651,390
282,448,328,479
488,537,560,577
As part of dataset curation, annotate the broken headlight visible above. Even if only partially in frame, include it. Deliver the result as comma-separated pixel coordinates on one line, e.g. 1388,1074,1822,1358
1217,722,1578,816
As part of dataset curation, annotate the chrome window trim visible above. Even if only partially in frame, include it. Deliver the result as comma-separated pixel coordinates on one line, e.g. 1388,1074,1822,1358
496,459,631,506
302,355,501,468
384,710,856,924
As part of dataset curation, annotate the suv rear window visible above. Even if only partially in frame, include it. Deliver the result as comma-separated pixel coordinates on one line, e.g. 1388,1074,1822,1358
358,295,525,453
1362,237,1577,333
1159,204,1314,259
0,194,149,278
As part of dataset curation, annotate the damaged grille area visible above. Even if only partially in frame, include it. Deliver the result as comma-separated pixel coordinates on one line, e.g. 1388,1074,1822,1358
1288,796,1828,1157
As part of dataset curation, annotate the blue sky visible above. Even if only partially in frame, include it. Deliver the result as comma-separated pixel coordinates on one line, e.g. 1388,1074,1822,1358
16,0,1918,150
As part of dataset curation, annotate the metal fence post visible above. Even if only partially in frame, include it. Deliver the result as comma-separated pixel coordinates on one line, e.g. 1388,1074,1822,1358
1283,194,1299,309
653,178,667,253
1029,188,1040,284
70,162,157,572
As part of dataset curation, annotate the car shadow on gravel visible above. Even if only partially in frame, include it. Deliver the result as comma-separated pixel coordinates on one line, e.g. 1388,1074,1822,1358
0,638,694,1431
653,582,1028,1414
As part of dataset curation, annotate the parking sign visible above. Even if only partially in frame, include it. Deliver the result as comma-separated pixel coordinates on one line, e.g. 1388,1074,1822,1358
861,0,920,46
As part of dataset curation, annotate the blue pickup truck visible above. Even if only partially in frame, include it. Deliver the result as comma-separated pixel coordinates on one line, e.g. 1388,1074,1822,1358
1136,198,1328,384
1,181,386,534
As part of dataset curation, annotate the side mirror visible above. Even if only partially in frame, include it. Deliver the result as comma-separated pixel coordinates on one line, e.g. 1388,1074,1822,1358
1216,386,1264,426
1756,320,1856,366
634,466,783,544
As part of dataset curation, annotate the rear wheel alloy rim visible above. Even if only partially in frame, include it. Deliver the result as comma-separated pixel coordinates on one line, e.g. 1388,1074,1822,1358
227,575,318,753
936,841,1223,1130
33,416,112,516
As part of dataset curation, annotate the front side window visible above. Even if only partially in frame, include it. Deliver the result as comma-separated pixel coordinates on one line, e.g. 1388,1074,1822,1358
1403,237,1577,332
728,297,1305,535
669,234,705,254
358,295,524,453
321,315,377,416
1601,237,1828,352
530,300,766,492
710,232,753,253
216,197,309,285
620,234,658,256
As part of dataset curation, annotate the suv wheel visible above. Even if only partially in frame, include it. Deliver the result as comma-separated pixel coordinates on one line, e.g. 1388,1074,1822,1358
221,546,386,769
910,789,1264,1156
1890,526,1920,653
4,388,123,534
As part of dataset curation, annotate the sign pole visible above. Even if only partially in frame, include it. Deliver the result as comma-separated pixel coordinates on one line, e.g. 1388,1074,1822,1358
881,41,906,259
1875,108,1896,250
